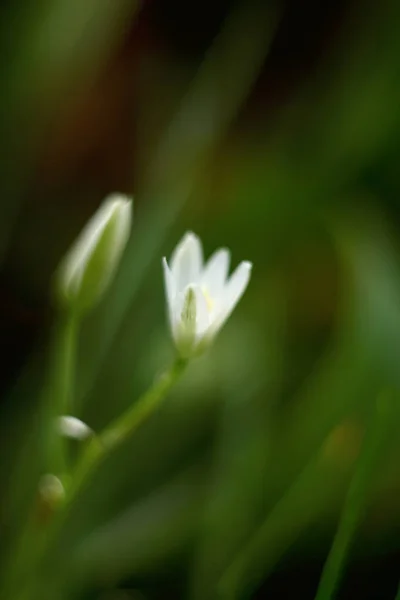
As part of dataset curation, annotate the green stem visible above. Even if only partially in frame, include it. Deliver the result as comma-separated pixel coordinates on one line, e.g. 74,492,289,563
17,356,188,600
0,313,79,600
100,356,188,449
46,312,79,477
395,583,400,600
69,355,187,508
314,395,392,600
57,312,79,416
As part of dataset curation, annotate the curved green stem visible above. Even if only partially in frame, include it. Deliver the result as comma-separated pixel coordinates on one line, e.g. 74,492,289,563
1,314,79,600
46,312,79,477
17,356,188,600
69,355,187,507
58,312,79,415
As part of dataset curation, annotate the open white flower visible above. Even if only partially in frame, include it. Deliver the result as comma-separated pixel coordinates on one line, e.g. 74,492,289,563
56,193,132,314
163,232,252,358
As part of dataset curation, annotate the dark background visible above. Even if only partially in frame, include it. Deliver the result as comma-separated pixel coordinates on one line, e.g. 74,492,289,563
0,0,400,598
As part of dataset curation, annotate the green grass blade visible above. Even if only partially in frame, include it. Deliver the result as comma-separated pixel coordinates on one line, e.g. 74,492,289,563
314,392,394,600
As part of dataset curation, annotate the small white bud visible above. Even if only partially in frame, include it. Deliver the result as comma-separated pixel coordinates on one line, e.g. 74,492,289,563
57,415,93,441
38,474,65,507
56,193,132,314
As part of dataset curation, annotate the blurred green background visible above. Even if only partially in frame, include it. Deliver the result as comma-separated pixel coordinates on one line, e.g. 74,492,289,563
0,0,400,598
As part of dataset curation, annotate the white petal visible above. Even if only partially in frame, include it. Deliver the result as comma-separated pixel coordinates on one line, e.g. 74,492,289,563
61,200,117,297
169,232,203,294
59,193,132,302
162,257,176,327
216,261,252,329
105,194,132,271
201,248,230,298
57,416,93,441
90,195,132,298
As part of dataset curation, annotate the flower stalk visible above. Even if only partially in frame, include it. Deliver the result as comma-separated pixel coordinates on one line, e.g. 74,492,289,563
45,312,80,478
12,357,188,600
64,356,188,504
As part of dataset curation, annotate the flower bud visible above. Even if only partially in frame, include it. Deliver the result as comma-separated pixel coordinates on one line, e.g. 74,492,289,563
57,415,93,441
56,193,132,314
38,474,65,507
37,474,65,522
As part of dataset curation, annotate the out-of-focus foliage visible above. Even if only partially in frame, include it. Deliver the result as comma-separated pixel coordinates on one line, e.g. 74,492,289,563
0,0,400,598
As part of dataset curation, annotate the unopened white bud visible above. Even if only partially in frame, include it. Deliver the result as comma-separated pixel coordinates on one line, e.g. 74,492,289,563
57,415,93,441
56,193,132,314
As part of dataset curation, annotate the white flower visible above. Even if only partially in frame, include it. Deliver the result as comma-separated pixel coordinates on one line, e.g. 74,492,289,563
57,415,93,441
163,232,252,358
56,193,132,314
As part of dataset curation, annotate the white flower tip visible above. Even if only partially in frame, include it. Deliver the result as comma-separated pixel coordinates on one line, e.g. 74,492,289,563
104,192,133,209
112,192,132,204
178,231,202,254
109,195,133,225
242,261,253,271
105,193,133,232
183,231,197,242
57,415,93,441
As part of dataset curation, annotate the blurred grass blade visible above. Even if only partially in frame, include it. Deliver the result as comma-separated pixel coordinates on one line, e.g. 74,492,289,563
188,284,287,600
245,210,400,514
314,392,394,600
218,442,354,600
219,210,400,599
61,466,207,596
